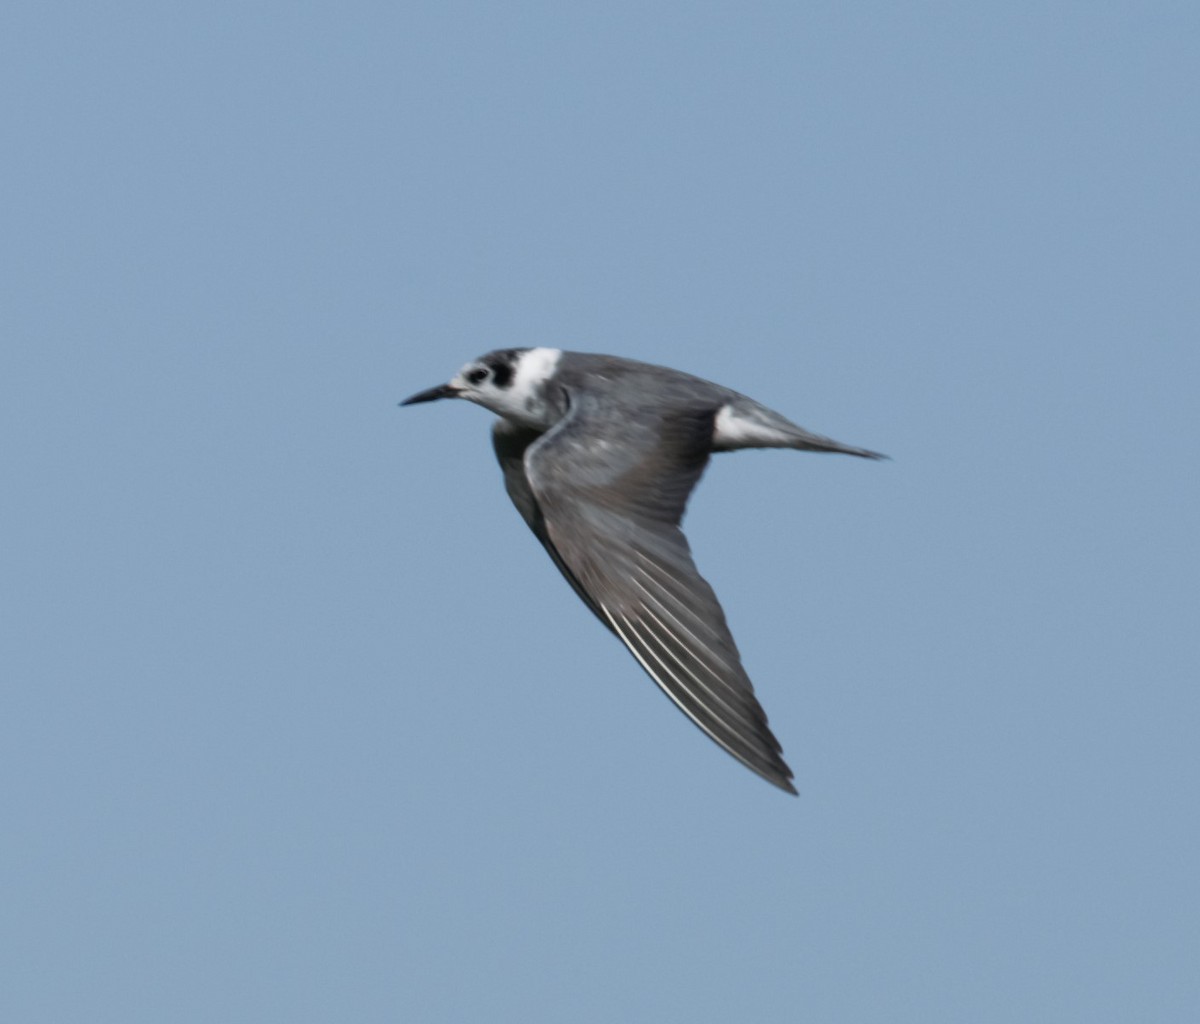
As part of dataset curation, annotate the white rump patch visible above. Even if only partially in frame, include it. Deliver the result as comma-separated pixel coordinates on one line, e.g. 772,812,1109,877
712,404,795,450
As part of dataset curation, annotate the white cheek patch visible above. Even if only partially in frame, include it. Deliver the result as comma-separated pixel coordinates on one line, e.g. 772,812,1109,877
509,347,562,406
465,347,564,427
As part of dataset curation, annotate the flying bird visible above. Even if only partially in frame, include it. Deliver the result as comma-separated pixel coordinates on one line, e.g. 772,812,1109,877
401,349,884,793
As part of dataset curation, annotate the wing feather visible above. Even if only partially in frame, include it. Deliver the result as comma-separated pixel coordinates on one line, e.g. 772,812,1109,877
515,397,796,793
492,421,612,630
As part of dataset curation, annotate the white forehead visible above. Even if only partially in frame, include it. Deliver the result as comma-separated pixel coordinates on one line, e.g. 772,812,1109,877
509,347,562,402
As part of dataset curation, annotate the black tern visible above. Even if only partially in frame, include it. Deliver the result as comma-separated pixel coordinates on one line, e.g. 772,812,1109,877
402,349,884,794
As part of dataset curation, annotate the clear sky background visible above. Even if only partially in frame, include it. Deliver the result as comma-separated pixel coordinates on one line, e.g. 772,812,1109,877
3,3,1197,1021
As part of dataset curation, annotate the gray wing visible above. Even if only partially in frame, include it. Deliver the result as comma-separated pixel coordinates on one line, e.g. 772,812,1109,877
513,397,796,794
492,422,612,627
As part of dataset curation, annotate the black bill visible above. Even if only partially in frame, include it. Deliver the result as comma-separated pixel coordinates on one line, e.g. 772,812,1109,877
400,383,460,406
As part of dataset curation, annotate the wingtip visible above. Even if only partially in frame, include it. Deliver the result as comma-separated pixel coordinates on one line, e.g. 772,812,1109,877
745,752,798,795
765,769,799,796
848,445,889,461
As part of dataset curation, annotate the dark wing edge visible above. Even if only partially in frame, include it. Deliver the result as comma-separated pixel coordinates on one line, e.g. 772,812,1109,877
491,421,613,629
557,513,796,794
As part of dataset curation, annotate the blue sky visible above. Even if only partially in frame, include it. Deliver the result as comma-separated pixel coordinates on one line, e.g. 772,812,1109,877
3,3,1197,1021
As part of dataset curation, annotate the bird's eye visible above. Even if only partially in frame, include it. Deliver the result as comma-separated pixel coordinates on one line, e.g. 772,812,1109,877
465,367,489,384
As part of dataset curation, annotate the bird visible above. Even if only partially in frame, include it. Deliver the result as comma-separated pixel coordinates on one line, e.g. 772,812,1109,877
401,348,884,793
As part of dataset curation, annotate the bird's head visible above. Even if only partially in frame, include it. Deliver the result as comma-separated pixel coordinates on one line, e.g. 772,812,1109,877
401,347,563,429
